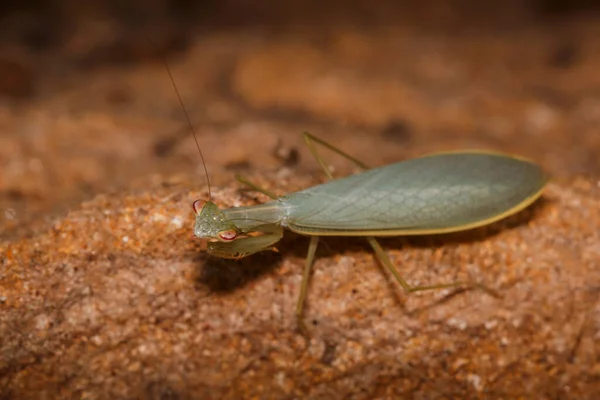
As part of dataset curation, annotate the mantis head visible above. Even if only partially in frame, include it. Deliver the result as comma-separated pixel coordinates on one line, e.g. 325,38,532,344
192,199,239,242
191,198,284,259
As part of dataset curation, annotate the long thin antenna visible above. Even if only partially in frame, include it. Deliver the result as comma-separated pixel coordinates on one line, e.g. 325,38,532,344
145,35,212,202
162,61,212,200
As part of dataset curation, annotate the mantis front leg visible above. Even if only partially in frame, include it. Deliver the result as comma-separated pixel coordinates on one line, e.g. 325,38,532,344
206,225,284,259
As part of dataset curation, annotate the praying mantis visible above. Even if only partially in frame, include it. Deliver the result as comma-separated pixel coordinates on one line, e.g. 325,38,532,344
157,52,548,334
191,132,549,334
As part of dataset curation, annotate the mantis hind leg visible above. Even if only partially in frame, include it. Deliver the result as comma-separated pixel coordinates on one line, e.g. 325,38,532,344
366,237,465,292
302,132,370,179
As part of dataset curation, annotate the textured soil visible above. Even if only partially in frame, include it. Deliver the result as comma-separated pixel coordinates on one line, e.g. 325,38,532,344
1,2,600,399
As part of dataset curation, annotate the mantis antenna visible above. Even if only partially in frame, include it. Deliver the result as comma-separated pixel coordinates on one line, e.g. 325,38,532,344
157,46,212,201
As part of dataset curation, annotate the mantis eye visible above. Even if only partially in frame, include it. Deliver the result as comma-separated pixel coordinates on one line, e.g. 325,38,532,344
217,229,238,242
192,199,207,214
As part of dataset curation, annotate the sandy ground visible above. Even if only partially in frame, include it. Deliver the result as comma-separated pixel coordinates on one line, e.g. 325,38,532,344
1,2,600,399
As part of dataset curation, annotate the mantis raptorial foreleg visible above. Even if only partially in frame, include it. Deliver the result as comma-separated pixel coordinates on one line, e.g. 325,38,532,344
207,224,284,259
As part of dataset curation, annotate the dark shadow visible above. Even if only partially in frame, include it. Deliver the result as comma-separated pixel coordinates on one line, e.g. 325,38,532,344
191,249,283,293
144,380,182,400
379,119,414,144
537,0,600,16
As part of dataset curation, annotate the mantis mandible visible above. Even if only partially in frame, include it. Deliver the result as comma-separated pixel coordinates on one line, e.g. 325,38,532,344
192,132,549,334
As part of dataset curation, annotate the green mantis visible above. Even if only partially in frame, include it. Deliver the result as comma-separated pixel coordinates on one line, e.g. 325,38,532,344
192,132,549,334
154,45,548,334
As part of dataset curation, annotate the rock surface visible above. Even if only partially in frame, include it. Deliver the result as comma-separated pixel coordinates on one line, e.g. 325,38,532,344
1,2,600,399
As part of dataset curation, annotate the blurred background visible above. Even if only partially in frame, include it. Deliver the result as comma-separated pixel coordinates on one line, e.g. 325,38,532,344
1,0,599,239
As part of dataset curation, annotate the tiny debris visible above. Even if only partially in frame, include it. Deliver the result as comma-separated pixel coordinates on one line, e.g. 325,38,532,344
4,208,17,220
273,139,300,167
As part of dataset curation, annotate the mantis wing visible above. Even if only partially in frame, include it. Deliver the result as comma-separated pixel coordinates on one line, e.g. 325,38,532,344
282,152,548,236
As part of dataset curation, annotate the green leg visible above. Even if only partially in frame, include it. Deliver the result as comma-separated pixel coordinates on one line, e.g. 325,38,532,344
295,133,370,335
237,132,366,190
366,237,464,292
295,235,320,336
234,174,278,200
302,131,370,179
